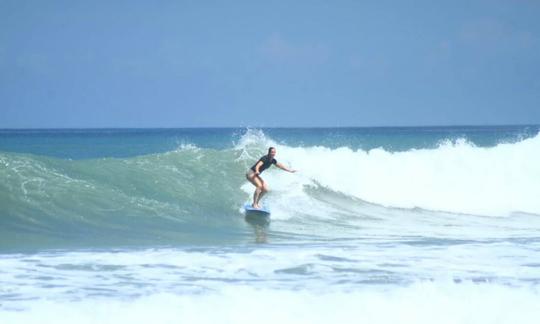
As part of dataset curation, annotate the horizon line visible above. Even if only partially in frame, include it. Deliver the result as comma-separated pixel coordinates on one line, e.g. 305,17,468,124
1,123,539,131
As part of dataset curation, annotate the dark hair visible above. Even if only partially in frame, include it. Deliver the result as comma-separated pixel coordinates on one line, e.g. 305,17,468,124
268,147,275,154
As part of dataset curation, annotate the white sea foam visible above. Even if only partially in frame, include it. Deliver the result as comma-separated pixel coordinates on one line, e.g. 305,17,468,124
2,241,538,307
241,132,540,216
2,283,539,324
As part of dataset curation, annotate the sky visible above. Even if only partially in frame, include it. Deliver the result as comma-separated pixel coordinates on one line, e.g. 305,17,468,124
1,0,539,128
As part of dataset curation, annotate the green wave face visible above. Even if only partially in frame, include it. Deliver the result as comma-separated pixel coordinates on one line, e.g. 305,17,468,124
0,147,260,250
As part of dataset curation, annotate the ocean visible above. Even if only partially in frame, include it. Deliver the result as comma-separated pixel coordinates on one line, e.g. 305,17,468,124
1,126,540,323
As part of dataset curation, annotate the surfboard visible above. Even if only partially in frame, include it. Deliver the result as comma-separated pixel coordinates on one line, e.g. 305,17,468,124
244,203,271,216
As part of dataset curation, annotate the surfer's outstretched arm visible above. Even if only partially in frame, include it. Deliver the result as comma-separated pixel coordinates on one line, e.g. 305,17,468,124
276,162,297,173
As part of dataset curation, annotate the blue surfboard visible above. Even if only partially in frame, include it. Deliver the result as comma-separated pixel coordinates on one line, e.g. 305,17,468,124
244,203,271,216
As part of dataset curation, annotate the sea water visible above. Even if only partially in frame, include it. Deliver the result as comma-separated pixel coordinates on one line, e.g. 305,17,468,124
1,126,540,323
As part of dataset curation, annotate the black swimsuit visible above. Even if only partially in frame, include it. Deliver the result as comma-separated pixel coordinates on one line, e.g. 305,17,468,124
250,155,277,173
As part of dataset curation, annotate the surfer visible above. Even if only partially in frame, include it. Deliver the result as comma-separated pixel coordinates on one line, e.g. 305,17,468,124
246,147,296,209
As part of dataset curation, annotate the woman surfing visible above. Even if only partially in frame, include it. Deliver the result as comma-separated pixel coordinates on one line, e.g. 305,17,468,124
246,147,297,209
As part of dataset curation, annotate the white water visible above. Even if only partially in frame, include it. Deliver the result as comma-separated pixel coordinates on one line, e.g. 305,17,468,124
2,283,540,324
238,130,540,216
1,244,540,324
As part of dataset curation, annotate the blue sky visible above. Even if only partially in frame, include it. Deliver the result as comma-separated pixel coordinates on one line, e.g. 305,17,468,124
1,0,539,128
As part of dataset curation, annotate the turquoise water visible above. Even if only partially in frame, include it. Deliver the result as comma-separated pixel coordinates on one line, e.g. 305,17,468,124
1,126,540,323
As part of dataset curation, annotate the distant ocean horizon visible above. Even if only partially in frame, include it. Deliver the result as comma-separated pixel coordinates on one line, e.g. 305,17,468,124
2,123,538,129
1,125,540,323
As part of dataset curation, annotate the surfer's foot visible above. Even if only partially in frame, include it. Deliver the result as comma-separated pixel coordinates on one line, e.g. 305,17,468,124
252,204,260,209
